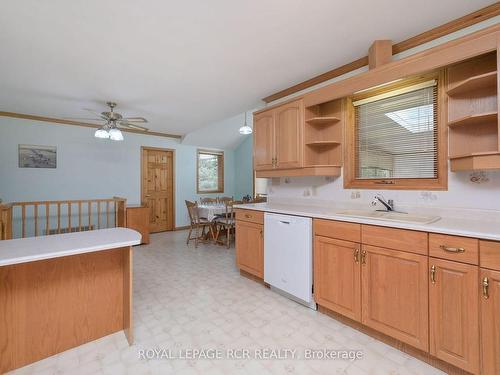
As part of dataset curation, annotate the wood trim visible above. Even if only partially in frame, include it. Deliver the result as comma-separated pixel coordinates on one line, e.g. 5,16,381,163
175,225,191,231
343,70,448,190
123,246,133,345
262,3,500,103
255,166,341,178
140,147,176,231
196,149,225,194
0,111,183,140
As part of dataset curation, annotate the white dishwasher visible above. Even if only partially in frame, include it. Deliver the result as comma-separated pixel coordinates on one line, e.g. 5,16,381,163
264,213,316,309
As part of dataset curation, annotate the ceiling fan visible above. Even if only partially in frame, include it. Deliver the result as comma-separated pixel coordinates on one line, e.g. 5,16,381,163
67,101,149,141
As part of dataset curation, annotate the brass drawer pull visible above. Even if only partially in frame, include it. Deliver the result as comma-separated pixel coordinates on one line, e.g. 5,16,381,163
244,214,251,218
430,265,436,284
361,250,367,265
439,245,465,253
482,277,489,299
353,249,360,263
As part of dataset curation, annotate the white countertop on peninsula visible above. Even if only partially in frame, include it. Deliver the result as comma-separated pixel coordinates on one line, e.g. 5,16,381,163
0,228,142,267
235,202,500,241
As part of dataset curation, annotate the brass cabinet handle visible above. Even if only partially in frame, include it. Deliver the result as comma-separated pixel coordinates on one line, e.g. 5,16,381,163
439,245,465,253
353,249,360,263
430,265,436,284
245,214,251,218
482,277,489,299
361,250,367,265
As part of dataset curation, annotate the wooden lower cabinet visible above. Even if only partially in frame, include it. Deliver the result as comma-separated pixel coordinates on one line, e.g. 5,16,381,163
429,257,480,374
235,220,263,278
481,268,500,375
314,236,361,321
361,245,429,351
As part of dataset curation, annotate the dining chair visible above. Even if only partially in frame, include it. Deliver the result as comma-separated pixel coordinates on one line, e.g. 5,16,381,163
185,200,213,248
217,196,233,204
215,200,242,248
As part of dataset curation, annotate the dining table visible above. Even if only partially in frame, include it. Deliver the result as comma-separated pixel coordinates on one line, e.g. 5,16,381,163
197,203,227,221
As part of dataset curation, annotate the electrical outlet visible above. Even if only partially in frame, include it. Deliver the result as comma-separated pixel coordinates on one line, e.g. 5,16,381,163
350,191,361,199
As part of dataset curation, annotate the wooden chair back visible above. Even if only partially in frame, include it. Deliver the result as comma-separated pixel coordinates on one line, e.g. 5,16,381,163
218,196,233,204
200,197,217,205
185,200,200,225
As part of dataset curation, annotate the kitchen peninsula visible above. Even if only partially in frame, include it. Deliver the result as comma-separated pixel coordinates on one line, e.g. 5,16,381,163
0,228,141,373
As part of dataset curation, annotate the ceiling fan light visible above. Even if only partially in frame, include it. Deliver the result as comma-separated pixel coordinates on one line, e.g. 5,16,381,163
239,112,252,135
94,128,109,139
239,125,253,135
109,128,124,141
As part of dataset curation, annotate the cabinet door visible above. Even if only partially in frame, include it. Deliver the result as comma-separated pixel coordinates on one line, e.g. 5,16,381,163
429,258,479,374
235,220,263,278
361,245,429,351
481,268,500,375
253,110,275,171
314,236,361,321
275,100,303,169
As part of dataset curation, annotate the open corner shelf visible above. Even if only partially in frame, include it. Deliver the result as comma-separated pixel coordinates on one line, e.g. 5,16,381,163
446,71,497,97
449,151,500,172
306,141,341,147
305,116,340,125
447,112,497,128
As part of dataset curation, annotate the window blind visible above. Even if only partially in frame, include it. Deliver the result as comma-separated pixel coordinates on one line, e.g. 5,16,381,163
353,81,438,180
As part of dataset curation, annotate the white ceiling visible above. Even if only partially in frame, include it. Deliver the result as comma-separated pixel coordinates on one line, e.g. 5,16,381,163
0,0,495,137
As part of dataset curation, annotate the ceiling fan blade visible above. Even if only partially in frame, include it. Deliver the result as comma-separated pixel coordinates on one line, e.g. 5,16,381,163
119,121,149,131
63,117,103,122
122,117,148,123
83,108,109,121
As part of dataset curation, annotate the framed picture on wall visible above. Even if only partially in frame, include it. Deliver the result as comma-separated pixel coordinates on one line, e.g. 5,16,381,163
18,144,57,168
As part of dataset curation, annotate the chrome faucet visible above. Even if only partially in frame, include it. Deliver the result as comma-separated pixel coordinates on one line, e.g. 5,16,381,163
371,194,407,214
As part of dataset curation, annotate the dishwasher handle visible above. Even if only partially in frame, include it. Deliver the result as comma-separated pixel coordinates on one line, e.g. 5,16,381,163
279,220,290,224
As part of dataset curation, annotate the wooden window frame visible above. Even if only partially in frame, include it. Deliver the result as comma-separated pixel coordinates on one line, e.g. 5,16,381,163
344,71,448,190
196,149,225,194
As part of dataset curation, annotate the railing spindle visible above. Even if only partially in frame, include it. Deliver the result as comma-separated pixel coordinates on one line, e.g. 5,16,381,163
57,203,61,234
46,203,50,235
68,202,72,233
34,204,38,237
88,201,92,229
106,201,110,228
21,204,26,238
97,201,101,229
78,201,82,232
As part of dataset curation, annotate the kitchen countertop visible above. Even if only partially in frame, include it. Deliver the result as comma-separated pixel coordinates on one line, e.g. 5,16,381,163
234,202,500,241
0,227,142,267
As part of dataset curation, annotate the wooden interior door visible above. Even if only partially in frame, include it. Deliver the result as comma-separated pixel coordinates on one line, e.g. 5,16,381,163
141,147,174,233
235,220,263,278
275,99,303,169
361,245,429,351
313,236,361,321
253,110,275,170
480,268,500,375
429,257,479,374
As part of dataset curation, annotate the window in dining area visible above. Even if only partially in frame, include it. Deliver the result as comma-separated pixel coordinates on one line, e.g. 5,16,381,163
197,149,224,193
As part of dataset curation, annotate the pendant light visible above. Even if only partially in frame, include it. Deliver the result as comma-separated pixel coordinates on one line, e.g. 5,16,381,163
239,112,252,135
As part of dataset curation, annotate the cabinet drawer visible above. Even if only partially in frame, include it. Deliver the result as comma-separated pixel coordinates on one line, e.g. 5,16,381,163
429,234,478,265
314,219,361,243
235,209,264,225
362,225,427,255
480,240,500,271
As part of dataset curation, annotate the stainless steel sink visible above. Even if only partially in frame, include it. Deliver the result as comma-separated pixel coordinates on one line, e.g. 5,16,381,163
335,209,440,224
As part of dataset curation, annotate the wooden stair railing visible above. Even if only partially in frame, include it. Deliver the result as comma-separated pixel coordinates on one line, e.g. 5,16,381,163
3,197,127,239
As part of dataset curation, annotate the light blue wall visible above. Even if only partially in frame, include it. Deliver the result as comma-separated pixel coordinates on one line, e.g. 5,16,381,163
0,118,235,227
234,135,254,199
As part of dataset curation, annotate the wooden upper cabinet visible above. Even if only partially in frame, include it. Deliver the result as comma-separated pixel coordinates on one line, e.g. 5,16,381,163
361,245,429,351
274,100,303,169
235,220,264,278
253,99,304,171
253,110,275,171
429,257,479,374
481,268,500,375
314,236,361,321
